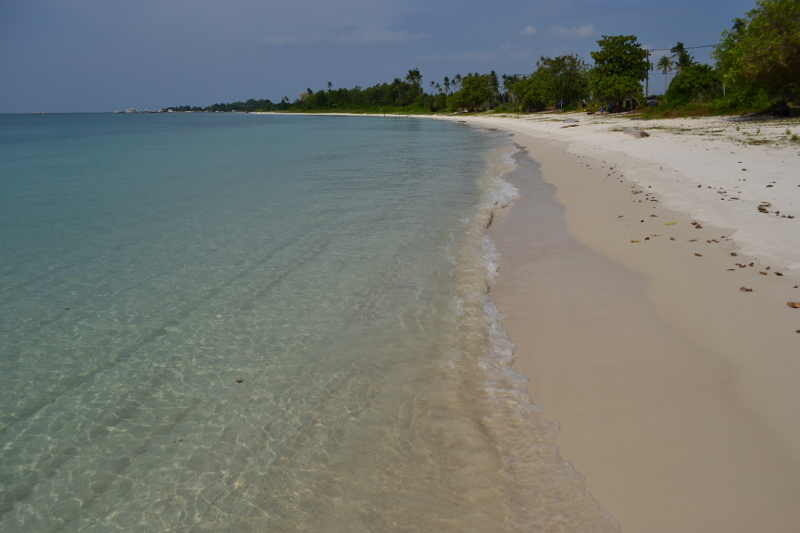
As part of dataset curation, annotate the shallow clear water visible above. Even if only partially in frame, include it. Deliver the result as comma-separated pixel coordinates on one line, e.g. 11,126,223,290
0,113,617,532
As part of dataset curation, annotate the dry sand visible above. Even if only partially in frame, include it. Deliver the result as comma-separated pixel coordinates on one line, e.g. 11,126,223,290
441,112,800,532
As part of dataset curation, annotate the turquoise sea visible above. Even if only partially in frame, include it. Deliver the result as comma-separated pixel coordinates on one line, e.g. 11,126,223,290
0,113,617,532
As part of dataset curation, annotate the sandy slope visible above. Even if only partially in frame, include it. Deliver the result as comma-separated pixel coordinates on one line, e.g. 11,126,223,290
438,112,800,532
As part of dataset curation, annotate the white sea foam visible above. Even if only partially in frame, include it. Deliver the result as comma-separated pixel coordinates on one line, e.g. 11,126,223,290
448,142,619,532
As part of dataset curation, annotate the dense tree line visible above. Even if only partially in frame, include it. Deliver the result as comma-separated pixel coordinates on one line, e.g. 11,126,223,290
170,0,796,116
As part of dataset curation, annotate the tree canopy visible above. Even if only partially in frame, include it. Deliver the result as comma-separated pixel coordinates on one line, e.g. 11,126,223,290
666,64,722,103
449,73,493,112
511,54,589,111
168,0,798,117
590,35,651,104
712,0,800,99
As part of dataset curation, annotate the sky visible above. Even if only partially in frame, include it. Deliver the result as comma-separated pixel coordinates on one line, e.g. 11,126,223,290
0,0,756,113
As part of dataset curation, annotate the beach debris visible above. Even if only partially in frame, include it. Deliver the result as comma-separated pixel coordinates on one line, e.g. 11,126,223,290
731,252,738,256
788,302,800,308
650,214,657,217
623,127,650,138
759,271,768,275
645,237,650,240
665,221,677,225
631,239,641,243
670,237,676,240
689,239,697,242
691,221,703,229
728,268,736,271
776,272,784,276
740,287,754,292
561,124,580,129
695,253,703,257
236,379,245,384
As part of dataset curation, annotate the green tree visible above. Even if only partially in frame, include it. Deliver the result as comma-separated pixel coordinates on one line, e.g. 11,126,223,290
511,71,549,111
537,54,590,107
666,64,722,103
670,42,695,74
712,0,800,99
405,68,423,97
450,73,493,112
656,55,674,93
502,74,521,104
488,70,500,106
590,35,651,107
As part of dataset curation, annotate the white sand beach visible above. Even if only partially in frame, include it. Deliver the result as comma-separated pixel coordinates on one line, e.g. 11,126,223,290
439,112,800,532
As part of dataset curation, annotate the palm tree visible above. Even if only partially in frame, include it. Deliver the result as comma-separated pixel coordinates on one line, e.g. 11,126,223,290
393,77,404,103
453,74,462,90
656,56,673,93
670,42,694,74
502,74,520,104
327,81,332,91
489,70,500,106
405,68,422,96
443,76,450,95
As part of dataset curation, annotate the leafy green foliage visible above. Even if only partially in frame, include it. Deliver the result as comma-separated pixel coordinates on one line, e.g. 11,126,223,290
670,42,695,73
449,74,493,112
712,0,800,100
509,54,589,111
511,71,549,112
590,35,650,105
666,64,722,104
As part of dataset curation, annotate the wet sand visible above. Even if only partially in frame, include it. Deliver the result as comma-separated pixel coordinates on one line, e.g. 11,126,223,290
483,126,800,532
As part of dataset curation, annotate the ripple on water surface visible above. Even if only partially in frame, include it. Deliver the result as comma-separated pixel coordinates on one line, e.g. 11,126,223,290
0,114,617,532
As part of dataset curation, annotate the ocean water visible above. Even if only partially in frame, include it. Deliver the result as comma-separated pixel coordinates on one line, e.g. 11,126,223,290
0,113,617,532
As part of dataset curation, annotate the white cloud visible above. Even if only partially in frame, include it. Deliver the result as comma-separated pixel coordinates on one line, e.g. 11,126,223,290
549,23,594,39
260,28,426,46
521,26,537,36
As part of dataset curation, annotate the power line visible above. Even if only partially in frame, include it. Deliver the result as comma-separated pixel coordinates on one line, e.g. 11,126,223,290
645,44,717,51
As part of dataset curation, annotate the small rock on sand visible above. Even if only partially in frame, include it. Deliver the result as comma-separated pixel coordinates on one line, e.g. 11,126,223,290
623,127,650,138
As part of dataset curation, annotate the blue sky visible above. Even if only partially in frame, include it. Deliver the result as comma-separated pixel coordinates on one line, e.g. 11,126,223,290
0,0,755,113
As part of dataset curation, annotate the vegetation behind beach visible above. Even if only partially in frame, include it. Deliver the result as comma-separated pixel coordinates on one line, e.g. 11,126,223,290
169,0,797,118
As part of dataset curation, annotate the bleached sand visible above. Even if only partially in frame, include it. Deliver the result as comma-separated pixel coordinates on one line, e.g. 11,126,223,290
439,112,800,532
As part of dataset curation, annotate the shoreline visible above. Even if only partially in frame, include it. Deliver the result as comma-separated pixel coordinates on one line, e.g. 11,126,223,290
460,114,800,531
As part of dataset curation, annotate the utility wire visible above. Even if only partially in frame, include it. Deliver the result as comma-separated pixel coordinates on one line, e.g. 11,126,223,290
645,44,717,51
